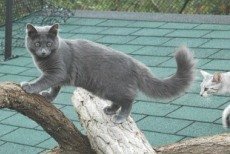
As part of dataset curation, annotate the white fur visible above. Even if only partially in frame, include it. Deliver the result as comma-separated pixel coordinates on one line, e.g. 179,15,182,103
200,70,230,128
222,104,230,128
200,70,230,97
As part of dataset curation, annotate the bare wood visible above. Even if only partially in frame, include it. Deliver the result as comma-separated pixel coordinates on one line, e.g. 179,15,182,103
72,87,156,154
1,82,230,154
0,82,95,154
72,88,230,154
157,133,230,154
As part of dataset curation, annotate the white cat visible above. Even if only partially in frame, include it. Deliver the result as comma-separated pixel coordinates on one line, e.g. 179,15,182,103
200,70,230,128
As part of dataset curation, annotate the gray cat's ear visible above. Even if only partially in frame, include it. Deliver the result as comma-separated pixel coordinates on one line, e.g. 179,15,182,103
26,24,37,38
49,24,59,37
200,70,211,79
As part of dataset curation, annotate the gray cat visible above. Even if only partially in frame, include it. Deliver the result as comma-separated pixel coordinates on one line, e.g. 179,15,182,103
21,24,195,124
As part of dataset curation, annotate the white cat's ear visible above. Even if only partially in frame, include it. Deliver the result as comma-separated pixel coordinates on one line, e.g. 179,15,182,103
212,72,222,83
200,70,211,79
26,23,37,38
49,23,59,37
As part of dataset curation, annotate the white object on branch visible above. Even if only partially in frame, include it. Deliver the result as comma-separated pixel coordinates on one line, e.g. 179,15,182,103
72,87,156,154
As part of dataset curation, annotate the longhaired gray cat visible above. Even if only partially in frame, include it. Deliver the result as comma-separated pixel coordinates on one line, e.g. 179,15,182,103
21,23,195,123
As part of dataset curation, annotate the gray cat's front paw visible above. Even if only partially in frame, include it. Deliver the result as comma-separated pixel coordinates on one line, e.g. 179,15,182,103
40,91,54,101
112,115,126,124
20,82,38,94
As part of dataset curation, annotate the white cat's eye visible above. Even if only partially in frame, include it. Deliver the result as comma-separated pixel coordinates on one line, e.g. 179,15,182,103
47,42,52,47
35,42,40,47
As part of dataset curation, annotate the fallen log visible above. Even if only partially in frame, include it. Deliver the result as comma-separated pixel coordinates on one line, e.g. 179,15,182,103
72,87,156,154
0,82,230,154
157,133,230,154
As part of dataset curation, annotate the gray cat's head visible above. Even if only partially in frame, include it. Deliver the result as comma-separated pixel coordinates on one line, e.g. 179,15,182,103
26,24,59,58
200,70,222,97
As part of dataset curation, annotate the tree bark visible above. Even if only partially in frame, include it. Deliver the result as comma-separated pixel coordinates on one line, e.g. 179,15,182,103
0,82,230,154
0,82,95,154
72,87,156,154
72,88,230,154
157,133,230,154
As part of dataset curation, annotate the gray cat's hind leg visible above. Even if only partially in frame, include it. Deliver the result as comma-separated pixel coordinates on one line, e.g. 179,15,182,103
41,86,61,101
103,103,120,115
112,102,132,124
104,86,136,124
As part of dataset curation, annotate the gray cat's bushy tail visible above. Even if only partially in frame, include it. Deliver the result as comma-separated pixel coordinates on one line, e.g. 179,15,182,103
222,105,230,128
137,46,195,99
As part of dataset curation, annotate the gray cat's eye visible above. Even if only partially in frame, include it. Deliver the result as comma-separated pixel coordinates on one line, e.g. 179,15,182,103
47,42,52,47
35,42,40,47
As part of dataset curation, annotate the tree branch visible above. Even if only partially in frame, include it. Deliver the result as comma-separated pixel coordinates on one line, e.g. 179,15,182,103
1,82,230,154
72,87,156,153
72,87,230,154
157,133,230,154
0,82,95,154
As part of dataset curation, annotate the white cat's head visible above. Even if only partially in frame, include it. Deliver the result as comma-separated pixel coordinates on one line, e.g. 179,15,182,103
200,70,222,97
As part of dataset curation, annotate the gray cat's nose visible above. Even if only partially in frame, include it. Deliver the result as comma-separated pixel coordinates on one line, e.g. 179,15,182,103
42,52,46,55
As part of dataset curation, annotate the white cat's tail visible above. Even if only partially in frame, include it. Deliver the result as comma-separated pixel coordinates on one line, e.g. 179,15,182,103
222,104,230,128
137,46,195,99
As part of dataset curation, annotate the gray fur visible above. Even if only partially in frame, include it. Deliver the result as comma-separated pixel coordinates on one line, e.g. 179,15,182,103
21,24,195,123
137,46,195,99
